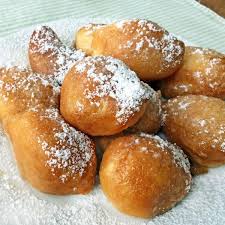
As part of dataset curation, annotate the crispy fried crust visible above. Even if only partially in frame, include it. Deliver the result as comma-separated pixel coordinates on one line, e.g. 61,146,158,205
75,19,185,81
0,67,58,121
0,67,97,195
29,26,63,75
160,46,225,99
60,56,153,136
100,135,191,218
4,111,97,195
29,26,85,84
163,95,225,167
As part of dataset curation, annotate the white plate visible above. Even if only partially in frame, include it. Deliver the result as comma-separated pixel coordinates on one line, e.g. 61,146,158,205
0,18,224,225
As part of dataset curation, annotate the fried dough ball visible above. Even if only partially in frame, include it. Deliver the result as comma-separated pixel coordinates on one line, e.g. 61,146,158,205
0,67,97,195
160,46,225,99
29,26,85,84
4,109,96,195
100,134,191,218
0,67,59,121
60,56,155,136
75,19,185,80
163,95,225,167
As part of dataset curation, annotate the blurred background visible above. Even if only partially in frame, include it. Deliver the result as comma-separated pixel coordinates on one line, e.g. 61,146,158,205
0,0,224,37
199,0,225,18
0,0,224,52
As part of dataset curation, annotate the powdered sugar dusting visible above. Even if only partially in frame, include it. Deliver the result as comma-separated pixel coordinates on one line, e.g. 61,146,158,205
0,67,59,111
163,95,225,153
167,47,225,95
37,108,94,182
139,133,191,176
0,66,94,184
178,100,191,110
221,141,225,152
115,19,183,66
0,17,225,225
190,47,225,89
75,56,154,124
30,25,85,84
1,130,225,225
